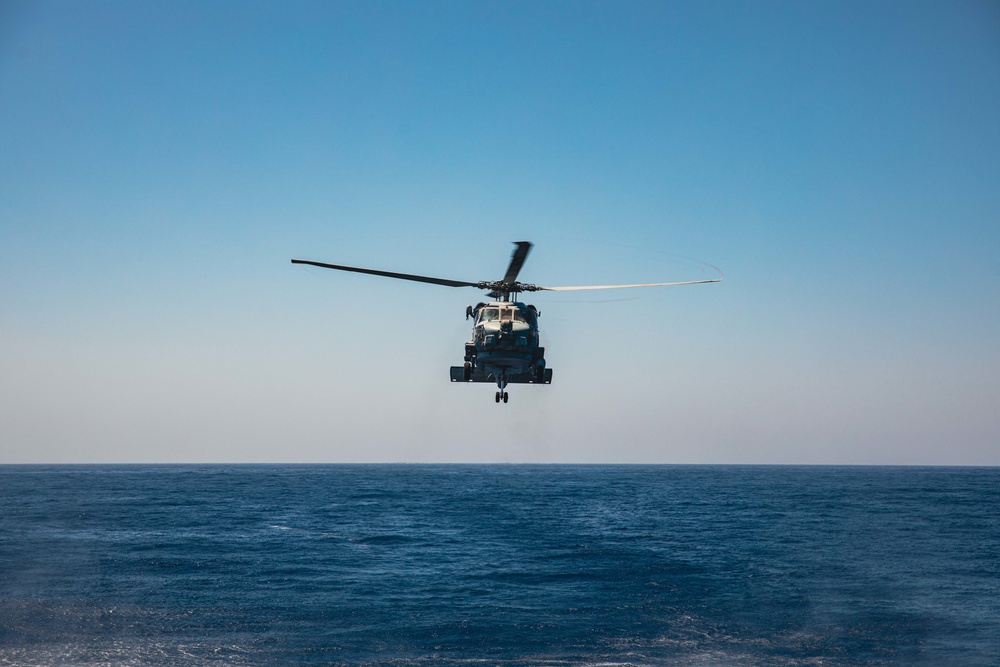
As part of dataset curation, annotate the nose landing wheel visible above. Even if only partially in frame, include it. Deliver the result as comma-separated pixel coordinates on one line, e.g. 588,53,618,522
495,372,509,404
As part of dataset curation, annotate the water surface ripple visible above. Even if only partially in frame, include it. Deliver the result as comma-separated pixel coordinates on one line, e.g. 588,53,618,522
0,465,997,666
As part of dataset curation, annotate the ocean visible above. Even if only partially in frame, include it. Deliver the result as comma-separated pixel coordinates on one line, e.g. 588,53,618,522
0,465,996,666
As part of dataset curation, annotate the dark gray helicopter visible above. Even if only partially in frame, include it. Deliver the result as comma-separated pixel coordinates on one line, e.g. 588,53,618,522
292,242,719,404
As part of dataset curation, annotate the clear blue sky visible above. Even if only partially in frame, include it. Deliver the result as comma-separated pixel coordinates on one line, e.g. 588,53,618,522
2,0,998,463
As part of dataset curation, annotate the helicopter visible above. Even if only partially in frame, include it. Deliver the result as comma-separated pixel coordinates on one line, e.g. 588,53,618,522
292,241,720,404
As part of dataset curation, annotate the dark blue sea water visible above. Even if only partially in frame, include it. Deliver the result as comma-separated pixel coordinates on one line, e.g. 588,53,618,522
0,465,997,666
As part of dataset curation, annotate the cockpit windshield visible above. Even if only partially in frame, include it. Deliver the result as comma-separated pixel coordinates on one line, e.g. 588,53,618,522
477,306,535,326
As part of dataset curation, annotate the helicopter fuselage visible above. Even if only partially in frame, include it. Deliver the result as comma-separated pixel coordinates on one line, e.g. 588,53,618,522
450,301,551,395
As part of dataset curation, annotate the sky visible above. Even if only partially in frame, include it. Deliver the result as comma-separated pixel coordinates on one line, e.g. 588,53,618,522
1,0,998,464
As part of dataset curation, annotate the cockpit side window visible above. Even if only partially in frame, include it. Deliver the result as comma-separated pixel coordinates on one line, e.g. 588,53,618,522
514,309,536,325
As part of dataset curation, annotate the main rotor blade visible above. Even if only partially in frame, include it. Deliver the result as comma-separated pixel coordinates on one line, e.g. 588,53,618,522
537,278,721,291
502,242,532,285
291,259,480,288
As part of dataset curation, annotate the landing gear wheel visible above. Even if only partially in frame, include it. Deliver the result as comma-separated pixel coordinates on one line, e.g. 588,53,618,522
495,391,501,403
463,361,472,381
502,392,509,403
